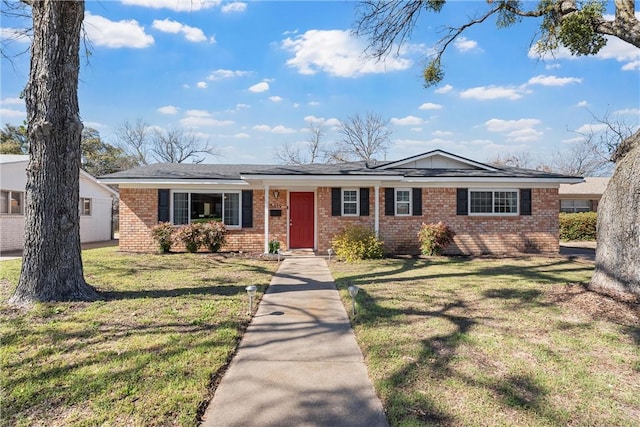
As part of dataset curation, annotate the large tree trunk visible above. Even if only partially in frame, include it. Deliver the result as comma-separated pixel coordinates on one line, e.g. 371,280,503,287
9,0,98,306
590,130,640,296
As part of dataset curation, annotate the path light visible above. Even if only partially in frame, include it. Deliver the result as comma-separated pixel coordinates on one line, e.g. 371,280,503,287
245,285,257,315
347,285,359,317
327,248,333,263
277,248,283,263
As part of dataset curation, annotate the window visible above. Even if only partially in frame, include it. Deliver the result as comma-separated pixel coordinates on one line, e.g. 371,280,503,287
173,191,241,227
342,189,359,216
1,190,24,215
79,198,92,216
395,189,411,216
469,190,518,215
561,199,591,213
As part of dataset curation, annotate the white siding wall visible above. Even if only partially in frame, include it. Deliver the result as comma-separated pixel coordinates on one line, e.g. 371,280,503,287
1,158,116,252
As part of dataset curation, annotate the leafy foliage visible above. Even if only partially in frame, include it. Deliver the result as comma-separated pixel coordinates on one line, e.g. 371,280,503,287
331,225,384,263
417,221,456,255
559,212,597,241
175,222,204,253
0,123,28,154
200,221,228,252
150,222,175,253
268,240,281,254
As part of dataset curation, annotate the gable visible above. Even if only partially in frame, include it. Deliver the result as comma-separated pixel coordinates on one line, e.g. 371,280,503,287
375,149,497,171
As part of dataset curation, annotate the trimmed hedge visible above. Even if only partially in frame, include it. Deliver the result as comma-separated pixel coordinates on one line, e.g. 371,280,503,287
559,212,597,241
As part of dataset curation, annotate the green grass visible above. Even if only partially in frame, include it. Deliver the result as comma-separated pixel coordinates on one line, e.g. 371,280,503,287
0,247,277,426
331,256,640,427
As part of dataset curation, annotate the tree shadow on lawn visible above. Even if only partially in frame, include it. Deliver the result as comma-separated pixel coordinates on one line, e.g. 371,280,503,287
101,284,253,300
338,257,594,290
351,286,571,426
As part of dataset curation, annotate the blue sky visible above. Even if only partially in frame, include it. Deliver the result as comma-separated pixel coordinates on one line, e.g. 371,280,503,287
1,0,638,166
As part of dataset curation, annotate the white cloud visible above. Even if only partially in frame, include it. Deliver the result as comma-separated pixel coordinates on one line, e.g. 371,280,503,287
308,101,320,107
615,108,640,115
249,82,269,93
325,118,341,127
460,85,528,101
197,81,208,89
418,102,443,110
0,28,29,44
83,121,109,131
121,0,220,12
435,84,453,94
229,133,251,139
454,37,481,53
391,115,424,126
304,115,324,124
236,103,251,110
269,96,283,102
282,29,412,77
207,69,250,80
527,74,582,86
545,63,561,70
84,12,154,48
576,100,589,108
1,98,24,106
152,18,213,43
180,110,234,127
432,130,453,137
0,108,26,120
253,124,296,134
410,127,423,132
221,2,247,13
622,60,640,71
576,123,611,134
484,118,543,142
158,105,179,115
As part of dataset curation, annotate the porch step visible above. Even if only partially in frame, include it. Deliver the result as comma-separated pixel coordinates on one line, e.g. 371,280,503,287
281,249,317,257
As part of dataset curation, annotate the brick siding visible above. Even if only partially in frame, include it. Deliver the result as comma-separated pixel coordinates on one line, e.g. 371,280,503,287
119,186,559,255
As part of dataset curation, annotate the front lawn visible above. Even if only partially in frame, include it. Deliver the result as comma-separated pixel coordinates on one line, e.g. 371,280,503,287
331,257,639,426
0,247,277,426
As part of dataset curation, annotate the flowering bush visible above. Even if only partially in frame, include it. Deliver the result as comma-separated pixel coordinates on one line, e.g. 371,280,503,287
150,222,175,253
201,221,228,252
331,225,383,263
175,223,204,253
417,222,455,256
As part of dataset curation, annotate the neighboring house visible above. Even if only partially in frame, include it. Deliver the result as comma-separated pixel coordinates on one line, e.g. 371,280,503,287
99,150,581,255
559,177,609,213
0,155,118,252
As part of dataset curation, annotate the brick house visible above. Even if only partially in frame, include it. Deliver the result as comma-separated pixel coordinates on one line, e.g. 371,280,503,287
99,150,581,255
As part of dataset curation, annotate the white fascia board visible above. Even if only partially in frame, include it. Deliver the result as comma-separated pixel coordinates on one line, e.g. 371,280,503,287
240,174,404,181
377,150,498,171
98,179,249,188
400,177,583,186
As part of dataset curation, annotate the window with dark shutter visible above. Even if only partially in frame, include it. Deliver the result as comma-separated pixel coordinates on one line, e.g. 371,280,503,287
385,188,395,216
456,188,468,216
158,189,170,222
331,188,341,216
412,188,422,216
520,189,532,216
242,190,253,227
359,188,370,216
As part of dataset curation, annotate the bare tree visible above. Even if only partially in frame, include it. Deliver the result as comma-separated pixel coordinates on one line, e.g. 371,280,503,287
275,122,326,165
552,137,610,176
332,112,391,162
488,152,533,169
353,0,640,296
116,118,152,165
10,0,98,305
117,119,218,164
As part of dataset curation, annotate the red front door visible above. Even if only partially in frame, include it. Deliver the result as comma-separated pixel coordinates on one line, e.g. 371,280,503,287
289,192,314,249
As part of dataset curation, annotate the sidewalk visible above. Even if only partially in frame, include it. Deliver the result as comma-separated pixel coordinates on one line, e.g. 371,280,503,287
201,256,388,427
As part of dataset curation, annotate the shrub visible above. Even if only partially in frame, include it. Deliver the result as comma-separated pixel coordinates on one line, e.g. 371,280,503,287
331,225,383,263
150,222,175,253
268,240,280,254
417,222,455,256
559,212,597,241
201,221,228,252
175,223,204,253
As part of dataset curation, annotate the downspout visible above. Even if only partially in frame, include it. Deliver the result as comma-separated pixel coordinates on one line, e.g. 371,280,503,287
374,185,380,238
264,184,270,254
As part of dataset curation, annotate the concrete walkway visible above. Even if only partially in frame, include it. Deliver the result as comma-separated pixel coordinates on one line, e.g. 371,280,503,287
201,256,388,427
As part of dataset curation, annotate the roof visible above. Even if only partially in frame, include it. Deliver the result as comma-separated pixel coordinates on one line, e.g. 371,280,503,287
0,154,29,164
98,149,582,185
559,177,609,196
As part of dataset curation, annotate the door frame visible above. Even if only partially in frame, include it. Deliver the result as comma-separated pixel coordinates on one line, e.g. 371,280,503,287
287,190,317,250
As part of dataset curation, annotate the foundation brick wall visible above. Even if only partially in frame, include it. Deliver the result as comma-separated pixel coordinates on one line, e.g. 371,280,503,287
318,187,559,255
119,186,559,255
